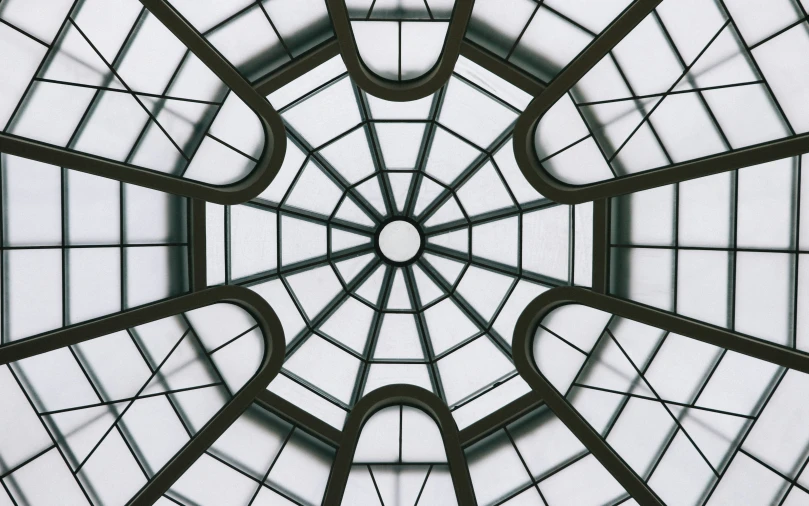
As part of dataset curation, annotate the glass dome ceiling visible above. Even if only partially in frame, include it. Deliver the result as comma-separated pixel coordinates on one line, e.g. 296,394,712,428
1,0,809,505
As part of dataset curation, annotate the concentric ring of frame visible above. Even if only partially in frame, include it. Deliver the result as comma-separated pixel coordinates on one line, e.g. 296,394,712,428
3,1,808,505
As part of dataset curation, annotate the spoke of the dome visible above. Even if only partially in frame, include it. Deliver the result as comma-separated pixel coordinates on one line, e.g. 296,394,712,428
404,68,529,219
323,385,477,505
399,66,527,220
251,200,374,237
200,197,374,287
513,287,809,506
279,368,352,411
424,199,557,236
403,265,447,403
0,286,284,506
424,244,566,290
237,243,375,289
354,86,396,216
451,370,527,412
326,0,474,102
403,86,448,217
257,262,388,431
350,266,395,405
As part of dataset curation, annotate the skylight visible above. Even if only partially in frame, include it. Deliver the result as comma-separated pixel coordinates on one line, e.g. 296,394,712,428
1,0,809,505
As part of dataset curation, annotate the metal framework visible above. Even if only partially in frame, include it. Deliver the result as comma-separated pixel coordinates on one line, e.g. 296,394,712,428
511,0,809,205
0,0,288,205
513,287,809,506
322,384,476,505
0,285,285,505
1,0,807,504
325,0,475,102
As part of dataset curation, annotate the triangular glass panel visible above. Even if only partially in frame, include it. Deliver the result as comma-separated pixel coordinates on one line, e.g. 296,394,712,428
387,172,413,213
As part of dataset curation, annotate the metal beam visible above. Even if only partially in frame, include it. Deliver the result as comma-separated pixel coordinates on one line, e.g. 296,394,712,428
189,199,207,291
255,390,342,448
253,39,342,96
512,288,662,506
513,286,809,505
129,286,284,506
520,287,809,375
0,1,288,205
0,286,275,364
459,40,547,97
0,285,285,506
251,15,546,101
516,132,809,204
592,198,611,293
458,391,543,447
512,0,809,204
255,384,547,458
512,0,663,203
139,0,287,204
322,384,477,505
325,0,474,101
0,132,266,205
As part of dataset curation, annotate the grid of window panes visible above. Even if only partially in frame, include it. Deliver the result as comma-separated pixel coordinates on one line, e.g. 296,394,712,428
466,0,634,82
0,0,266,187
343,404,456,504
0,302,268,505
611,154,809,351
347,0,455,82
204,54,595,432
533,0,809,187
531,302,809,506
1,0,809,505
0,153,188,345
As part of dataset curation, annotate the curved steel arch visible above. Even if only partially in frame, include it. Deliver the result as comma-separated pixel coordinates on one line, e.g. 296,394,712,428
511,0,809,205
325,0,474,102
512,286,809,506
512,0,661,204
0,285,285,506
511,0,661,204
322,384,477,505
0,0,287,206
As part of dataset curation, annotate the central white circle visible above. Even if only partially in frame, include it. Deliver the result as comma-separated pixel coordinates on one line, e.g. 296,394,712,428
378,220,422,263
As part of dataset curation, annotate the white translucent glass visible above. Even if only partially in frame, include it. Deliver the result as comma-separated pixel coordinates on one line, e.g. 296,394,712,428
284,336,361,403
0,303,267,505
401,22,447,79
